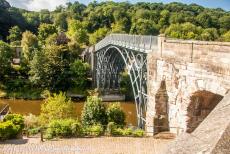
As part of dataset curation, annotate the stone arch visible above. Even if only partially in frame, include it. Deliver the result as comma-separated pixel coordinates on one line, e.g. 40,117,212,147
186,90,223,133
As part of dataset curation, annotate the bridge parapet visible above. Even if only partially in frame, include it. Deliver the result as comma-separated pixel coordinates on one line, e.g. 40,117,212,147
95,33,158,52
157,36,230,75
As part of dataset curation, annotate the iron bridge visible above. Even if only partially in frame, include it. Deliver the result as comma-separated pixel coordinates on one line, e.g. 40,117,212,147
93,34,158,128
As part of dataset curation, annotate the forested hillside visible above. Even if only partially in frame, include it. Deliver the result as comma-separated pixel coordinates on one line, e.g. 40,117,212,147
0,0,230,99
0,0,230,43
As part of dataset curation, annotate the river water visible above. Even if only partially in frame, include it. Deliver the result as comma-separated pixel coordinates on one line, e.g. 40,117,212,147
0,99,137,126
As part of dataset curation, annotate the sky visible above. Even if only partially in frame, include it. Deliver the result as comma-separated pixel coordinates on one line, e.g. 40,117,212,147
7,0,230,11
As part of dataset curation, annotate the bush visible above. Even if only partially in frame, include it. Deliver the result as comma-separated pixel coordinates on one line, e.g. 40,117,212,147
107,122,132,136
44,119,82,139
85,124,103,136
40,92,75,124
122,128,132,136
0,121,19,140
27,127,41,135
3,114,24,131
24,114,40,129
132,129,145,137
81,96,107,126
107,103,126,127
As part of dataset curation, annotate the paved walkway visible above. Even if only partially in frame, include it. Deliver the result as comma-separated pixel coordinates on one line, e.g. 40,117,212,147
0,137,172,154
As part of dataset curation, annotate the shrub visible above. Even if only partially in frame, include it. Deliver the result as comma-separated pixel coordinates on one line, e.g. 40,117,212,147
81,96,107,126
27,127,41,135
45,119,82,138
3,114,24,131
107,103,126,127
132,129,145,137
44,119,82,139
40,92,75,124
85,124,103,136
24,114,40,129
0,121,19,140
122,128,132,136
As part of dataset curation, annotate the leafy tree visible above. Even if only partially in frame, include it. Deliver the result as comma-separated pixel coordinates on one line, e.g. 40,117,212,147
89,27,109,44
201,28,219,41
221,31,230,42
38,23,58,45
196,12,213,28
107,103,126,126
165,22,203,40
0,41,13,80
130,19,158,35
29,45,72,91
81,96,107,126
70,60,90,90
54,12,68,31
7,26,22,45
21,31,38,61
40,92,75,124
67,20,89,46
219,15,230,30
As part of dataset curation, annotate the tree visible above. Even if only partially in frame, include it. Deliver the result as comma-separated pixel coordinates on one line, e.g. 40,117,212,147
81,96,107,126
29,45,72,91
130,19,158,35
38,24,58,45
7,26,22,45
40,92,75,124
107,103,126,126
196,12,212,28
201,28,219,41
70,60,90,90
21,31,38,61
0,41,13,80
67,20,89,46
165,22,203,40
54,12,68,31
221,31,230,42
89,27,109,44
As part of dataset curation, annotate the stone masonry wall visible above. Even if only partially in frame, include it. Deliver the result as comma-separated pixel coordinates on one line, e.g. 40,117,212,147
146,36,230,136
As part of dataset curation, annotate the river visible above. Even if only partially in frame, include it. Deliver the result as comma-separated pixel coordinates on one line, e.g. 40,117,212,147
0,99,137,126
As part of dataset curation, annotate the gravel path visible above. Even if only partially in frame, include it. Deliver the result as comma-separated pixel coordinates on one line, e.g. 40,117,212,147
0,137,172,154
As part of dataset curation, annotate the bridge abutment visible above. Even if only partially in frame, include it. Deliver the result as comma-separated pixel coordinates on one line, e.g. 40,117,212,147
146,36,230,136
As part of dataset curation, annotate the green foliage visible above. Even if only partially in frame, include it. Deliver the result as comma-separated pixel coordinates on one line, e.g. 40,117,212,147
7,26,22,45
0,114,25,140
107,103,126,126
165,22,203,40
0,41,13,78
89,27,109,45
29,45,73,91
38,23,58,45
221,31,230,42
120,71,133,100
44,119,82,139
3,114,24,131
106,122,134,136
70,60,90,90
40,92,75,124
201,28,219,41
84,124,103,136
24,114,40,129
130,19,159,35
132,129,145,137
81,96,107,126
21,31,38,61
27,127,41,135
0,121,19,140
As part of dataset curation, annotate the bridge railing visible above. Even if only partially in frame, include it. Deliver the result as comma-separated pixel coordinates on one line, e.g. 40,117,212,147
95,33,158,52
